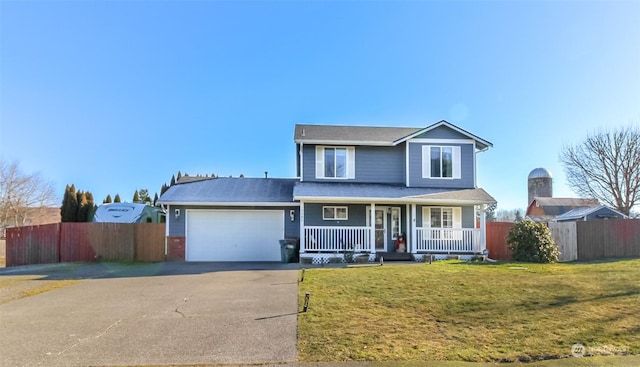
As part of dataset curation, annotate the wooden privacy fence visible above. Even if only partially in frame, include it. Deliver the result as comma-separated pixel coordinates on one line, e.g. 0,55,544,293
6,223,166,267
484,219,640,262
485,222,513,261
576,220,640,260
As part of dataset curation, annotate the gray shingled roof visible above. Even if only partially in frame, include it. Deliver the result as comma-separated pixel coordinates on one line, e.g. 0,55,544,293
158,178,299,205
294,182,496,204
294,120,493,150
294,124,420,145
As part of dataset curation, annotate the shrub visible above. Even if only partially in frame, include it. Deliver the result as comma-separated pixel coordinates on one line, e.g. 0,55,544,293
507,220,560,263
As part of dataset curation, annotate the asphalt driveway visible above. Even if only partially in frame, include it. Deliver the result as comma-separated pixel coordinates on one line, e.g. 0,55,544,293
0,262,300,366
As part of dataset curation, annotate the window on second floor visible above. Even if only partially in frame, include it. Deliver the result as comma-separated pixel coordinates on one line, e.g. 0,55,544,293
422,145,461,179
316,146,355,179
325,147,347,178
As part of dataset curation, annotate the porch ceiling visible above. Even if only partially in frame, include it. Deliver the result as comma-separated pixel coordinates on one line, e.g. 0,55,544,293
293,182,496,205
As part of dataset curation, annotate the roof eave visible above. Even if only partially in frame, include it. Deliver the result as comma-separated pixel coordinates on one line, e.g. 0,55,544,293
294,139,394,146
293,195,495,205
157,201,300,207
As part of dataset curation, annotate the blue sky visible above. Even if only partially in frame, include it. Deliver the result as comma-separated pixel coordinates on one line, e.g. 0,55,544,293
1,1,639,211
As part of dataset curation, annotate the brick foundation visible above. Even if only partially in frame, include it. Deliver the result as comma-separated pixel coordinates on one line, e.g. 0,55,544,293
167,236,185,261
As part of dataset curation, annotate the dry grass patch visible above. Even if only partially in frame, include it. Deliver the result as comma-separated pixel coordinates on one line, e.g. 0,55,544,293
298,260,640,363
0,275,79,305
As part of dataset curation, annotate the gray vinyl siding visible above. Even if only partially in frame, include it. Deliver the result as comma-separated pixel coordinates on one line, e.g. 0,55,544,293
303,203,367,226
167,205,300,238
356,145,405,184
408,142,475,188
416,205,475,228
301,144,405,184
413,125,471,140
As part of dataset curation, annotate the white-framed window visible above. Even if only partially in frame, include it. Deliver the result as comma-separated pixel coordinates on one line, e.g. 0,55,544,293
422,145,461,179
323,206,348,220
316,146,355,179
423,206,462,239
423,207,462,228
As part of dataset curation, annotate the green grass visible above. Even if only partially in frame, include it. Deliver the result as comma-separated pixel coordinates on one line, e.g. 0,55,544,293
297,260,640,363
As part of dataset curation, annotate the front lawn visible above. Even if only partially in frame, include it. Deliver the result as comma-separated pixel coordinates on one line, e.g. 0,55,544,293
297,260,640,363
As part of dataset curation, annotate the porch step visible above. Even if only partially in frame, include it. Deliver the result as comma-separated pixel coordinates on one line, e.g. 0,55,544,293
376,252,415,262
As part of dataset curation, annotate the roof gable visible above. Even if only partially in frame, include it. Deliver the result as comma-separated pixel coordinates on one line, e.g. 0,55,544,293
396,120,493,150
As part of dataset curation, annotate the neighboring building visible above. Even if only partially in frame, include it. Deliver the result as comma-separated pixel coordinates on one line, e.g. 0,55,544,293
158,120,497,263
526,197,600,223
93,203,165,223
555,205,627,222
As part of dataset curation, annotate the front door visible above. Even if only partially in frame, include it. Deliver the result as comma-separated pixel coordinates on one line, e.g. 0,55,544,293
367,207,387,251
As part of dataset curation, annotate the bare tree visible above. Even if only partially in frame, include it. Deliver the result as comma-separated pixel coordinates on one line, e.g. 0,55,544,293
496,208,524,222
560,126,640,216
0,160,58,234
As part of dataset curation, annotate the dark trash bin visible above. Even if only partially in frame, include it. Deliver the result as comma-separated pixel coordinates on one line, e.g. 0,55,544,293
279,238,299,263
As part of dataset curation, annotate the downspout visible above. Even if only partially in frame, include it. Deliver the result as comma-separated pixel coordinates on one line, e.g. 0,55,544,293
164,204,169,259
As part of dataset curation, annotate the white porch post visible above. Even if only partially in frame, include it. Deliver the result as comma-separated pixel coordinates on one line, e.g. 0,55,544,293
479,204,487,254
405,204,410,252
411,204,417,254
299,202,305,254
370,203,376,255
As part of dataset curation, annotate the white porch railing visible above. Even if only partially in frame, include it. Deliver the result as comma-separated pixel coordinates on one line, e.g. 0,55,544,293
302,226,372,252
416,228,481,253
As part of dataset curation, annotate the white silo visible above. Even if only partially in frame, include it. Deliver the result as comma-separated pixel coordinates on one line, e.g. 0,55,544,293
528,167,553,206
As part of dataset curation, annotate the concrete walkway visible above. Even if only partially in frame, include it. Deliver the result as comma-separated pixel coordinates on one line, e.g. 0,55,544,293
0,262,300,366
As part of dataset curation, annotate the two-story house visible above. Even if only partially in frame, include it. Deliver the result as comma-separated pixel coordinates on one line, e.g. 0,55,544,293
158,120,496,263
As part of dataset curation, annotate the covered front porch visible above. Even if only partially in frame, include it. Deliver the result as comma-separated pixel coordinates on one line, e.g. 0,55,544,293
298,202,488,263
303,225,482,253
294,183,497,263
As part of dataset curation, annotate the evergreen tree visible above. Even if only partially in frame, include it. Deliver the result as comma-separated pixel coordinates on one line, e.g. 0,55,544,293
170,175,176,186
137,188,150,203
153,192,159,206
114,194,122,203
160,183,169,195
177,171,182,182
76,191,90,222
133,191,140,203
104,194,113,204
61,184,79,222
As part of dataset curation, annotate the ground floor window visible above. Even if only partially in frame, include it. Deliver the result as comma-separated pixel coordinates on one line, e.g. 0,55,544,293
322,206,348,220
430,207,453,228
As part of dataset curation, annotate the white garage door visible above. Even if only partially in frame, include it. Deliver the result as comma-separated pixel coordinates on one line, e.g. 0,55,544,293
186,209,284,262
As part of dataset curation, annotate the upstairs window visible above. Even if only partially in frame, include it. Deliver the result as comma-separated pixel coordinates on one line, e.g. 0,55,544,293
316,146,355,179
324,147,347,178
422,145,461,179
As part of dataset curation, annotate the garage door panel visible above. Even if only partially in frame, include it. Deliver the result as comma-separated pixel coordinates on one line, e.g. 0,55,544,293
186,210,284,261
